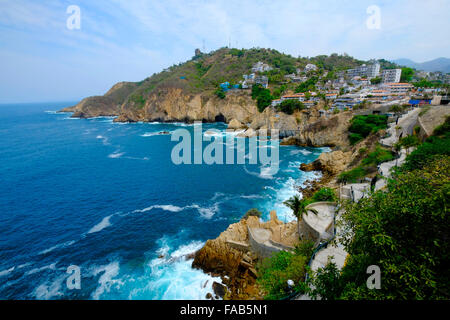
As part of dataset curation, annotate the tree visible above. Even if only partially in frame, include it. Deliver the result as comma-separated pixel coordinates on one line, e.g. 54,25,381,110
370,77,382,85
257,89,273,112
308,156,450,300
283,195,317,222
215,87,226,99
400,67,414,82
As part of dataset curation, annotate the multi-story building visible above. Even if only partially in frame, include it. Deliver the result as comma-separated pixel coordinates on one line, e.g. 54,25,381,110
383,82,414,95
347,63,380,79
382,69,402,83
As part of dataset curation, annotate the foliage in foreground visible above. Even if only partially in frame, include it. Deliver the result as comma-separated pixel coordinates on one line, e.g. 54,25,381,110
307,156,450,299
348,115,388,145
257,241,314,300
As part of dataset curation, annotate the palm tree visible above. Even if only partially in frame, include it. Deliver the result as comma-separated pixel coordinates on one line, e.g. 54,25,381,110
283,195,318,222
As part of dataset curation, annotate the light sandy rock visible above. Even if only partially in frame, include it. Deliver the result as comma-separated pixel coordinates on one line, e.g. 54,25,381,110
228,118,245,130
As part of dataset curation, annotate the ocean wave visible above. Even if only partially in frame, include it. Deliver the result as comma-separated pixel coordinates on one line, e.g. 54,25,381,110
108,151,125,159
96,135,110,145
134,203,219,219
33,274,66,300
127,240,222,300
25,263,58,276
38,240,76,255
290,149,312,155
0,266,15,277
91,261,122,300
88,215,113,234
141,131,172,137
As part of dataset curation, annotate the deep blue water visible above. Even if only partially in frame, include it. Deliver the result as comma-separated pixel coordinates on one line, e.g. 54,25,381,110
0,102,326,300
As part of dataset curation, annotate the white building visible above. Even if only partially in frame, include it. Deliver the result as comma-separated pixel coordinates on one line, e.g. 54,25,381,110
251,61,273,73
347,63,380,79
382,69,402,83
305,64,318,72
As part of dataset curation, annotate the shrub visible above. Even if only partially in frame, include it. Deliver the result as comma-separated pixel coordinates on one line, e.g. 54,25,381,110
361,146,395,166
308,157,450,300
349,133,364,145
403,134,450,171
252,84,273,112
215,87,226,99
348,115,388,145
311,187,337,203
243,208,262,219
257,250,308,299
276,100,305,115
337,167,367,183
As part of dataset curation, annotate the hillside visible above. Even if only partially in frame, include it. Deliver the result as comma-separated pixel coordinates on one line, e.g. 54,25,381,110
59,48,367,124
393,57,450,73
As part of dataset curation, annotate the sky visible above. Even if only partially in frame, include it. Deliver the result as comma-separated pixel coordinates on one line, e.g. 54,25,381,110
0,0,449,103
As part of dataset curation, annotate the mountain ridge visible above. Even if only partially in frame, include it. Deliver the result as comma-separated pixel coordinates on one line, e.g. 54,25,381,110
393,57,450,73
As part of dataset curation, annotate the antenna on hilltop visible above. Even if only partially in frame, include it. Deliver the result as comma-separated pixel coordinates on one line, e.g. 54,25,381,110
202,39,206,52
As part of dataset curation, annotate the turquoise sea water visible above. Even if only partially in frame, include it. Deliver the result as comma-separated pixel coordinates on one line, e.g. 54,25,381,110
0,102,326,299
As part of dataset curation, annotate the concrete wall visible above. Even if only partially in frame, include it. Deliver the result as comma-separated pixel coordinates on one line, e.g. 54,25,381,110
298,202,337,246
247,227,293,259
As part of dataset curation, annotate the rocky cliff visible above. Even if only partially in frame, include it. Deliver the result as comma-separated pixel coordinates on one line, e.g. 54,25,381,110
192,213,297,300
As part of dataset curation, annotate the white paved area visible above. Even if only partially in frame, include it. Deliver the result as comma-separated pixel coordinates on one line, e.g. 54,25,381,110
381,108,421,147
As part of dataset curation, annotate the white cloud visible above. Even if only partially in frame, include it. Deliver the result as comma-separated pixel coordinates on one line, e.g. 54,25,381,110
0,0,448,102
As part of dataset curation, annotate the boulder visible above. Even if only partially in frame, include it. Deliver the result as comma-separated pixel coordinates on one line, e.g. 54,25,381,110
212,282,227,298
228,118,245,130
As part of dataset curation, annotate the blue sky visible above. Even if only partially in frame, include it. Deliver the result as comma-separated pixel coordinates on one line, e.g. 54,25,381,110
0,0,449,103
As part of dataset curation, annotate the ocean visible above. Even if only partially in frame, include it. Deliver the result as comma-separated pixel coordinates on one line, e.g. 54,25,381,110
0,102,326,300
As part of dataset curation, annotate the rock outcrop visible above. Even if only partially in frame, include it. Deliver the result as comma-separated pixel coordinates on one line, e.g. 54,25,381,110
300,150,353,176
192,212,297,300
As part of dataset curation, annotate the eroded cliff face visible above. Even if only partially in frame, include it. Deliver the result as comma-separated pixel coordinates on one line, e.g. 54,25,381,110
281,111,354,148
60,82,139,118
114,88,258,124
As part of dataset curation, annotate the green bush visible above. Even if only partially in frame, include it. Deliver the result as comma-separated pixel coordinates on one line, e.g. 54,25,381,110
361,146,395,166
337,167,367,183
403,134,450,171
257,249,308,299
310,187,337,203
349,133,364,145
243,208,262,219
295,77,318,93
348,115,388,145
215,87,226,99
276,100,305,115
307,157,450,300
252,84,273,112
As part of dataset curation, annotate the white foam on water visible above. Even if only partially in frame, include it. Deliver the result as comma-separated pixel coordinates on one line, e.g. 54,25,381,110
0,266,15,277
25,263,58,276
38,240,76,255
88,215,113,234
141,131,172,137
108,151,125,159
91,261,122,300
128,240,223,300
33,274,66,300
290,149,312,155
96,135,110,145
133,203,219,219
